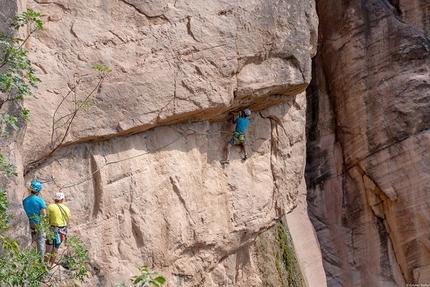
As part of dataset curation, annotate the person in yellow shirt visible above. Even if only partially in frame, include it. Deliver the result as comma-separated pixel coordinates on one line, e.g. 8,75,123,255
45,192,71,265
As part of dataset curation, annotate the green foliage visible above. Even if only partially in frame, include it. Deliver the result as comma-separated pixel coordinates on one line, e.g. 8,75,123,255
50,64,111,152
115,266,166,287
21,107,30,121
0,233,19,253
0,9,44,98
0,213,89,286
0,9,44,136
58,236,89,281
73,98,95,111
10,9,45,31
0,198,88,286
36,215,54,241
1,113,18,136
94,63,112,73
0,246,50,287
131,266,166,287
0,189,13,230
0,154,17,178
275,220,304,287
0,197,51,287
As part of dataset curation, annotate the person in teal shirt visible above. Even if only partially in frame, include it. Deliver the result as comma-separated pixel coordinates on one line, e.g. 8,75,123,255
22,181,46,257
221,109,251,164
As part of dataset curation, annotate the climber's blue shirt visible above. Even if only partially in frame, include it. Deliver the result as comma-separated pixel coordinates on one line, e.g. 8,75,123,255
23,195,46,224
235,117,249,133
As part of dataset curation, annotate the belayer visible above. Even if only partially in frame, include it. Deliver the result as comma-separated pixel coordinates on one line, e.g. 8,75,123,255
22,181,46,257
221,108,251,164
45,192,71,266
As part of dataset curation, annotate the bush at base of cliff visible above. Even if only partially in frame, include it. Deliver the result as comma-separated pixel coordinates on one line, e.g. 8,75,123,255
0,189,90,286
115,265,166,287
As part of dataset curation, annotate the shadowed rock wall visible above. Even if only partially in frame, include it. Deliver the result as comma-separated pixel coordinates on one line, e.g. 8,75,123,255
307,0,430,286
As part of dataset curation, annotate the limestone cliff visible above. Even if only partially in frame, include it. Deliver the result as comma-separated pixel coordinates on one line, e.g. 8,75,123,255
2,0,320,286
307,0,430,286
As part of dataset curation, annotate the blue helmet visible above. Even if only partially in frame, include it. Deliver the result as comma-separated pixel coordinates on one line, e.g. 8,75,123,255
29,181,42,193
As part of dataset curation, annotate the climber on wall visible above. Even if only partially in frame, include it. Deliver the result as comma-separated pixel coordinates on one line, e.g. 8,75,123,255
22,181,46,257
45,192,71,266
220,108,251,164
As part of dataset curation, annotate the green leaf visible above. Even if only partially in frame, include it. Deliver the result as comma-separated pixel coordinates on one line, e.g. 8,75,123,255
0,153,17,178
93,63,112,73
73,99,95,111
154,277,166,284
21,108,30,121
0,189,13,230
129,265,165,287
1,113,19,135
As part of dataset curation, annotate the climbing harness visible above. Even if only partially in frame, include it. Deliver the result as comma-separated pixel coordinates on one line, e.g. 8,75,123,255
234,132,245,144
28,214,39,220
49,226,68,244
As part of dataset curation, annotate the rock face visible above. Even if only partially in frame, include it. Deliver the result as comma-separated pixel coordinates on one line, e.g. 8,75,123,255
5,0,319,286
21,0,317,164
307,0,430,286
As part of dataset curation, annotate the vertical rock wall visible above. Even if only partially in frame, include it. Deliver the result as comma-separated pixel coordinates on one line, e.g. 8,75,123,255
308,0,430,285
0,0,29,243
3,0,319,286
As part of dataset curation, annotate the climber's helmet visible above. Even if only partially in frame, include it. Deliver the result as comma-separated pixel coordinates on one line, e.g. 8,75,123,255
244,109,251,117
54,192,65,201
29,181,43,193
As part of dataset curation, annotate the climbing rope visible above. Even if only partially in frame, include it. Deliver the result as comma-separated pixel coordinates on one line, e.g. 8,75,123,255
56,126,234,190
30,109,254,191
33,174,55,183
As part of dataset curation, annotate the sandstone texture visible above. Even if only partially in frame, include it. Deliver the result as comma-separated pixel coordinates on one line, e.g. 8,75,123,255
286,179,326,287
2,0,320,286
307,0,430,286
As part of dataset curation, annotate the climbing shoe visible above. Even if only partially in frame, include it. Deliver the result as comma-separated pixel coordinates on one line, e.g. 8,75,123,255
243,154,248,160
220,159,230,164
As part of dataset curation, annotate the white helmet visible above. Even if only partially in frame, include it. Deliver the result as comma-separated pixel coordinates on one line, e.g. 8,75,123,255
54,192,65,200
244,109,251,116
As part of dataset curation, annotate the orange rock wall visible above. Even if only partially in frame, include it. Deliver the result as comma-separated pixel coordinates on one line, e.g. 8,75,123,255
307,0,430,285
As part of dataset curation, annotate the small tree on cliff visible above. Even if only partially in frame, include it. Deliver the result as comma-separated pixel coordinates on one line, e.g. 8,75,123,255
0,9,89,286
